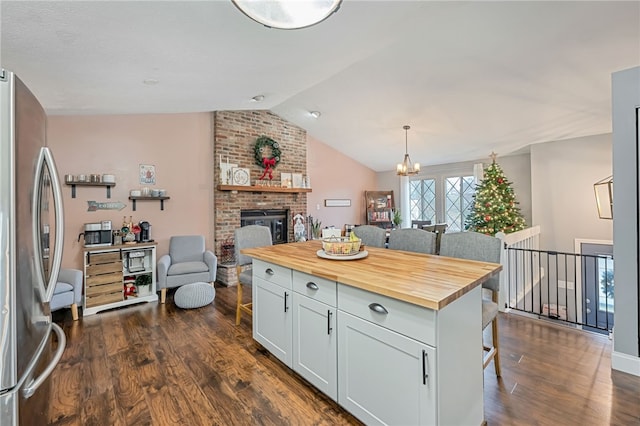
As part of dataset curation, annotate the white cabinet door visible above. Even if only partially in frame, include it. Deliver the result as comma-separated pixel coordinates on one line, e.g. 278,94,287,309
337,311,436,426
253,277,292,367
292,293,337,400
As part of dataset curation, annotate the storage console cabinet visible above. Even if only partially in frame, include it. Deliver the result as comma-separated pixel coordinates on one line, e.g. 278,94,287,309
83,242,159,316
251,256,485,426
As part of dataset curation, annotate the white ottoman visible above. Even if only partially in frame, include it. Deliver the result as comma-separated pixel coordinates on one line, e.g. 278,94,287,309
174,282,215,309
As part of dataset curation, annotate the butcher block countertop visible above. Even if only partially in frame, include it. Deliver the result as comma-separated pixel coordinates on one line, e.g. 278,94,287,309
242,240,502,311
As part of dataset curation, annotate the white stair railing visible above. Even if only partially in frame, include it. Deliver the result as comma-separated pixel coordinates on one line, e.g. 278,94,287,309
496,226,541,312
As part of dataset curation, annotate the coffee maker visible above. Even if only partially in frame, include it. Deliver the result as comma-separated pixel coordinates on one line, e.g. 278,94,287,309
139,221,151,242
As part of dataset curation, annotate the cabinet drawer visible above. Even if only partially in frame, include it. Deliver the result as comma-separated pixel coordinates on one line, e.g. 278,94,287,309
86,271,122,286
86,292,123,308
87,261,122,276
87,251,121,264
86,281,123,297
338,284,436,347
293,271,336,307
253,260,291,289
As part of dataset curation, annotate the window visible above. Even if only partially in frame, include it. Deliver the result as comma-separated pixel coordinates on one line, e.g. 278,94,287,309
409,175,476,231
598,255,614,313
410,179,435,224
445,176,475,232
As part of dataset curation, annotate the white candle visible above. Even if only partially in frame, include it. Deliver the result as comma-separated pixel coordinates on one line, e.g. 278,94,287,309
219,154,222,166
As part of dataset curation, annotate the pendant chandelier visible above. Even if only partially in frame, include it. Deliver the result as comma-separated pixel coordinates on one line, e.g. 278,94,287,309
396,125,420,176
231,0,342,30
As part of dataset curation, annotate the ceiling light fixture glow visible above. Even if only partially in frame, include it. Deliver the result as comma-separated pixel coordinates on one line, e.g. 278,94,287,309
310,111,321,118
396,125,420,176
231,0,342,30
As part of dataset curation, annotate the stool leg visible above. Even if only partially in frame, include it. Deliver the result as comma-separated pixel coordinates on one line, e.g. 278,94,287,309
492,318,501,377
236,282,243,325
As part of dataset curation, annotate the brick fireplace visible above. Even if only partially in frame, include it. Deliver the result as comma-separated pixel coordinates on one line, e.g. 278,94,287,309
213,110,308,285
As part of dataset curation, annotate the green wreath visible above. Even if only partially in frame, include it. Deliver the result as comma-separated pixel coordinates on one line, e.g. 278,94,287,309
254,136,281,169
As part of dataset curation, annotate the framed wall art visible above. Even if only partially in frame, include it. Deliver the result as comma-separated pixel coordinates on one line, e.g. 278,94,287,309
139,164,156,185
324,199,351,207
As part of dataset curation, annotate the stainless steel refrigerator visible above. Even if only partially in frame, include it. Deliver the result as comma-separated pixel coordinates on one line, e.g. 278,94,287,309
0,69,66,424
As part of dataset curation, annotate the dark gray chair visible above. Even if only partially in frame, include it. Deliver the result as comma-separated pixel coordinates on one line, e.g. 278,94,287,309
439,231,502,376
411,220,432,228
234,225,272,325
422,223,448,254
51,268,83,320
388,228,436,255
157,235,217,304
352,225,387,248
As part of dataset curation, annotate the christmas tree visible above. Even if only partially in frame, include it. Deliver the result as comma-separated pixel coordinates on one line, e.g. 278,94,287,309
465,155,526,235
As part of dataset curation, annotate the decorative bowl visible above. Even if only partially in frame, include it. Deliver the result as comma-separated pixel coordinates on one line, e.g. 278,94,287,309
322,236,361,256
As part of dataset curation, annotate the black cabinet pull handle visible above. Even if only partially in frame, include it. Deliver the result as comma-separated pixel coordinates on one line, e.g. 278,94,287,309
265,268,274,275
422,349,429,385
284,291,289,312
368,303,388,314
327,310,333,334
306,282,319,290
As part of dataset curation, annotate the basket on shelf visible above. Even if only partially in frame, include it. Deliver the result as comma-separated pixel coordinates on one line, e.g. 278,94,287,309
321,235,361,256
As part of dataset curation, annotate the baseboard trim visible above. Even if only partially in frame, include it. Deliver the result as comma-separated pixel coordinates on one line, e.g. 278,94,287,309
611,351,640,376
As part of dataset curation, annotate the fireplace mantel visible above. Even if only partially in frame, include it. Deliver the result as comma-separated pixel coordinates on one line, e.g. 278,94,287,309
217,185,312,194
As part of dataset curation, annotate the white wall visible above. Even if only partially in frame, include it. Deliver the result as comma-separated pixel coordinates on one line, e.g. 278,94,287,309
530,133,613,252
611,66,639,372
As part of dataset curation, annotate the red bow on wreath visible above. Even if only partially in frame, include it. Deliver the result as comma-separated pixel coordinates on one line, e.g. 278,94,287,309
259,157,276,180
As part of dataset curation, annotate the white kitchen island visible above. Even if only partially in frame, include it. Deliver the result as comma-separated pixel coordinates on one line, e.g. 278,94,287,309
242,240,501,426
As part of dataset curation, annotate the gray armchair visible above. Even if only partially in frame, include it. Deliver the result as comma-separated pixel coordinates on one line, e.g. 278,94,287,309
157,235,217,304
51,268,83,321
388,228,436,254
352,225,387,248
439,231,502,376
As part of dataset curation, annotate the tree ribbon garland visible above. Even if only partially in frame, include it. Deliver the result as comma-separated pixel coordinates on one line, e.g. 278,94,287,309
259,157,276,180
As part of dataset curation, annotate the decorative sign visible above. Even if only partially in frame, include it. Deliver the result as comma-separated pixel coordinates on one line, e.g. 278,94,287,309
87,201,126,212
139,164,156,184
325,199,351,207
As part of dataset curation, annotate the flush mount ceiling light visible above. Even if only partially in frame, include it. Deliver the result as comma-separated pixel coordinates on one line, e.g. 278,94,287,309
251,95,265,102
231,0,342,30
310,110,321,118
397,125,420,176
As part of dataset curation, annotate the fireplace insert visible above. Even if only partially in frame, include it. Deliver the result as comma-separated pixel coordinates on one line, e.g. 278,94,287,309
240,209,289,245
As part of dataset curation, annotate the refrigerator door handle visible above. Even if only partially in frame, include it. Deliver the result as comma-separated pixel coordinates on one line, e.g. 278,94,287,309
22,323,66,399
32,147,65,302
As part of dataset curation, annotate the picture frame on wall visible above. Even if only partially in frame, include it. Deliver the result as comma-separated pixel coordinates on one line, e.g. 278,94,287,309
325,199,351,207
280,172,292,188
139,164,156,185
292,173,303,188
231,167,251,186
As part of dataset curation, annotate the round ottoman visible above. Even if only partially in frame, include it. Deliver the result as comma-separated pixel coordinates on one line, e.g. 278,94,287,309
174,282,215,309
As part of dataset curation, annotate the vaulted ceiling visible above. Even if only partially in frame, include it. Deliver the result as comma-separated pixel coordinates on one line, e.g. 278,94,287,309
2,1,639,171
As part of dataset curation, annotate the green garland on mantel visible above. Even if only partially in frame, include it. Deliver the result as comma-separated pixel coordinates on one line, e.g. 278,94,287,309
254,136,281,169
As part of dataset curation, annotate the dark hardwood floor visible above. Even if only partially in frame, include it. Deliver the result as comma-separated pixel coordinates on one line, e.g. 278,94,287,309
50,284,640,426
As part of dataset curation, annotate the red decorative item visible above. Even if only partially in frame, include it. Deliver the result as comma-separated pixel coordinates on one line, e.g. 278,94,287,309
259,157,276,180
484,215,491,222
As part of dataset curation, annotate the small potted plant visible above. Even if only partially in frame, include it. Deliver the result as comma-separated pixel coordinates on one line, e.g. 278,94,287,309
135,274,152,296
310,217,322,239
392,210,402,228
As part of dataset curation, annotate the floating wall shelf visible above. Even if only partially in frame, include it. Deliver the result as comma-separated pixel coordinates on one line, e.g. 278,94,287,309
128,196,170,211
66,182,116,199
